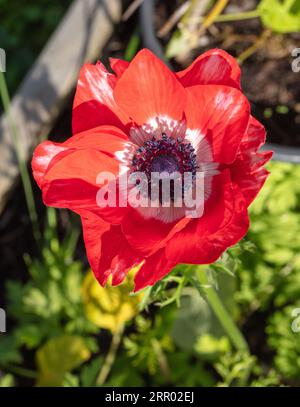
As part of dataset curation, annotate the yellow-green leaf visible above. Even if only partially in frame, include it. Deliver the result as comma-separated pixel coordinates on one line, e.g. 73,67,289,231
82,270,142,333
36,335,91,386
259,0,300,33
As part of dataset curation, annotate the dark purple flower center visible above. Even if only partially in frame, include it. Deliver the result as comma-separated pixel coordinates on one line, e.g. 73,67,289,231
132,134,197,177
131,134,198,203
151,154,179,174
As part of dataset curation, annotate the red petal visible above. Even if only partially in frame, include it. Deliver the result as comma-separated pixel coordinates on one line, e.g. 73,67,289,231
63,126,133,161
177,49,241,89
32,126,131,189
134,249,176,292
114,49,186,125
32,141,68,188
41,148,120,212
81,211,141,286
231,116,272,206
121,208,191,254
164,171,249,264
121,171,231,256
110,57,130,77
185,85,250,164
121,209,176,253
64,125,129,147
72,62,128,134
134,172,250,291
240,115,266,151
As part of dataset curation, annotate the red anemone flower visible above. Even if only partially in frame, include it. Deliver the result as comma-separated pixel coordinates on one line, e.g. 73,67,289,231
32,48,272,292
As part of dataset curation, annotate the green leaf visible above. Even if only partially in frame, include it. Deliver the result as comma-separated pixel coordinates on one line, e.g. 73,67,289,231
36,335,91,386
0,374,15,387
0,335,22,366
80,357,102,387
215,352,256,387
195,334,231,360
62,373,80,387
258,0,300,33
14,324,45,349
23,288,48,316
267,304,300,380
106,355,144,387
165,353,215,387
171,288,221,350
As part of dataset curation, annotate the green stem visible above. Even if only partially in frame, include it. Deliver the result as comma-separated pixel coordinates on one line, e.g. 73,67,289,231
214,9,261,23
2,364,37,379
194,269,249,353
96,324,124,386
0,71,41,246
151,338,171,382
125,30,140,62
192,268,252,386
189,9,261,25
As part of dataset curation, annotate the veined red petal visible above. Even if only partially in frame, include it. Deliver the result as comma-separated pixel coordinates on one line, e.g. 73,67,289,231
164,171,249,264
80,211,142,286
32,141,68,188
72,62,128,134
62,126,134,161
121,209,177,253
110,57,130,77
121,208,191,255
114,49,186,125
64,125,129,146
121,171,231,257
231,116,273,206
32,126,131,189
240,115,266,151
185,85,250,164
177,49,241,89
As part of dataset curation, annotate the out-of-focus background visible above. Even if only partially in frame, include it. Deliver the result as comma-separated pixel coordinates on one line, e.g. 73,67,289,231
0,0,300,387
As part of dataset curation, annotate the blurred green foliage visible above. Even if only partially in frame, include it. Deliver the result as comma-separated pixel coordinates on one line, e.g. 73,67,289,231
236,162,300,382
267,304,300,380
236,162,300,312
0,0,72,93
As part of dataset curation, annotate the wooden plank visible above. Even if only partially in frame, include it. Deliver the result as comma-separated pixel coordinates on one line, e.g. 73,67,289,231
0,0,122,212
